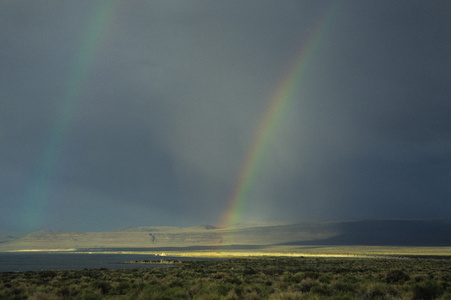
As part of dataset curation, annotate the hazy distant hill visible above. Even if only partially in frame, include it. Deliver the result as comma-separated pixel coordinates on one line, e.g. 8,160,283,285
0,230,26,244
0,219,450,251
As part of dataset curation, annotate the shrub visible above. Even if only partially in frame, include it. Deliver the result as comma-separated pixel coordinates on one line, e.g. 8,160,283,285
226,275,242,285
79,292,99,300
165,286,189,299
412,280,444,300
362,283,390,300
311,283,332,296
57,286,70,297
263,266,283,276
292,272,305,283
442,292,451,300
304,271,320,280
37,271,57,280
332,280,357,293
298,278,317,293
268,291,304,299
243,267,257,275
168,278,184,288
414,275,426,282
213,283,233,296
91,280,111,295
318,275,332,283
115,281,131,295
385,269,410,283
328,295,353,300
28,291,59,300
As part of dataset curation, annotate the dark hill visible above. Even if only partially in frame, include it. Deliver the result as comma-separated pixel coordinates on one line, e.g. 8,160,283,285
282,219,451,246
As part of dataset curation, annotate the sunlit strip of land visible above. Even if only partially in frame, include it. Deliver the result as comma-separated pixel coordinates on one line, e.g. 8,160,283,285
146,246,451,258
4,249,77,252
4,245,451,258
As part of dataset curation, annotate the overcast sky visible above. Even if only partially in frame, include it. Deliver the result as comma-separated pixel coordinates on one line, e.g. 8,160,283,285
1,1,450,232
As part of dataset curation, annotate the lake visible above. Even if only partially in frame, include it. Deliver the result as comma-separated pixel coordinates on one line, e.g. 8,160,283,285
0,252,210,272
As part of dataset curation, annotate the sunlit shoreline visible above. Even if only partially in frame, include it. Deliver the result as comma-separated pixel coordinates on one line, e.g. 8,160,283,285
3,246,451,258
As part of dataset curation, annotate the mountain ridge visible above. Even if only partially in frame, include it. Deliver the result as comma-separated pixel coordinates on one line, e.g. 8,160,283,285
1,219,450,251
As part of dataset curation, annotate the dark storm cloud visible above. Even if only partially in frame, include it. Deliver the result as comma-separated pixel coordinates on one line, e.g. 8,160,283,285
0,1,449,232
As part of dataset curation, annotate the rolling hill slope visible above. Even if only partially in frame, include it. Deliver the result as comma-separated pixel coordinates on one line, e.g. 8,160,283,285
1,219,450,251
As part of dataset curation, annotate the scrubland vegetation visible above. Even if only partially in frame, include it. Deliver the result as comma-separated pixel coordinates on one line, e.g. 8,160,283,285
1,256,451,299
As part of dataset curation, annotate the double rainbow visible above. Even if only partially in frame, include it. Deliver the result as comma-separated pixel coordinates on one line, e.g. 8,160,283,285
21,2,117,231
220,8,333,233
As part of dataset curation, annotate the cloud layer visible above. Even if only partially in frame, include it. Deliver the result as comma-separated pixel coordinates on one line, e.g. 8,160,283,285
1,1,450,231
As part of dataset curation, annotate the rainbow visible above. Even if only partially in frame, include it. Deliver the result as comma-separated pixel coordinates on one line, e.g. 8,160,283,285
220,9,333,234
20,2,117,231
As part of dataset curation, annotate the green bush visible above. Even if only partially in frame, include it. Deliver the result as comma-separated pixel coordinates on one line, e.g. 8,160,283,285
311,283,332,296
328,294,353,300
332,280,357,293
79,292,99,300
318,274,332,283
243,267,257,275
37,271,57,280
57,286,70,297
226,275,242,285
442,292,451,300
91,280,111,295
213,283,233,296
298,278,317,293
385,269,410,283
263,266,283,276
362,283,390,300
115,281,131,295
304,271,320,279
412,280,444,300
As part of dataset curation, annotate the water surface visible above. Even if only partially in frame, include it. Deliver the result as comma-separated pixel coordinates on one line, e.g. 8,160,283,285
0,252,208,272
